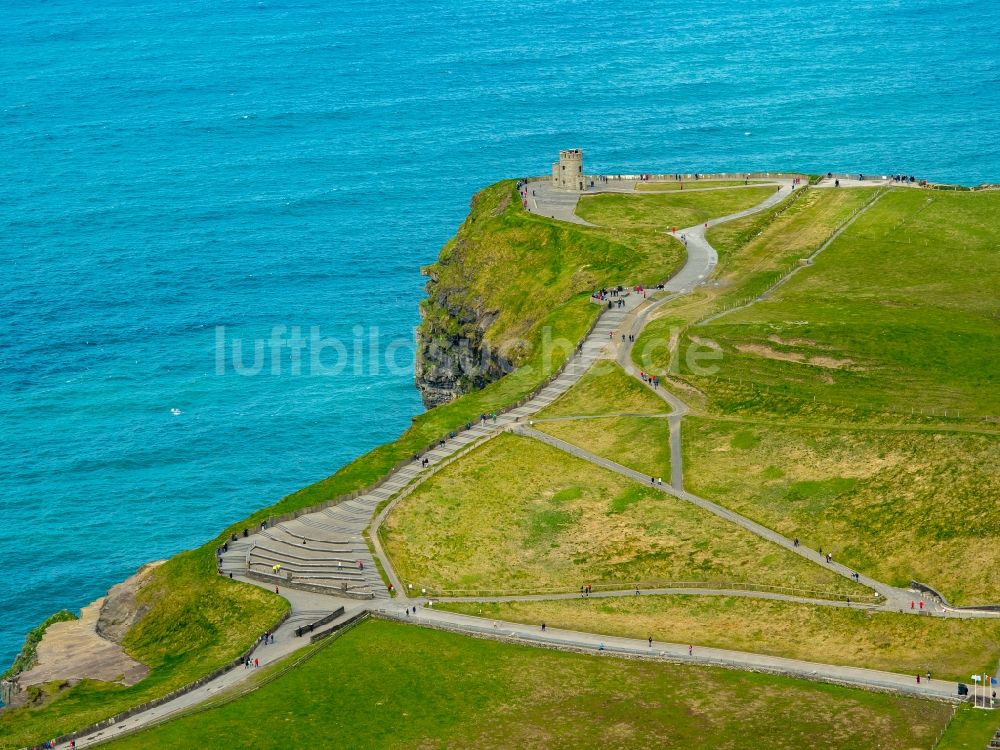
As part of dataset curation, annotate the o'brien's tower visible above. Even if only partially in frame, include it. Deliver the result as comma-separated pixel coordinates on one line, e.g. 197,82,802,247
551,148,584,191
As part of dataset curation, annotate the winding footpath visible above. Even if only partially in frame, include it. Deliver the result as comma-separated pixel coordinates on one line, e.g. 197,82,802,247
55,177,996,748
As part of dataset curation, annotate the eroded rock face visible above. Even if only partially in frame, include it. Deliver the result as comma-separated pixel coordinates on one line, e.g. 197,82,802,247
96,560,163,643
415,282,509,409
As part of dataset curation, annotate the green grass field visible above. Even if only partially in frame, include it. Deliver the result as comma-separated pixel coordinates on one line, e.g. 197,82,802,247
635,179,769,191
15,182,999,746
381,432,860,597
440,595,1000,682
576,186,779,231
536,362,669,418
105,618,954,750
704,186,876,300
936,704,1000,750
682,189,1000,417
535,416,671,479
632,188,876,383
682,418,1000,604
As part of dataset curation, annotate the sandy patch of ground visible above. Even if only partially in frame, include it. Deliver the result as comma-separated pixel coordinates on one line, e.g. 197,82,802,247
736,344,855,370
689,335,722,351
767,334,819,347
16,598,148,690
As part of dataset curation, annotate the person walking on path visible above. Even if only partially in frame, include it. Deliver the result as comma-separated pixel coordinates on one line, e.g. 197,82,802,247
688,645,693,656
648,635,653,648
541,623,546,632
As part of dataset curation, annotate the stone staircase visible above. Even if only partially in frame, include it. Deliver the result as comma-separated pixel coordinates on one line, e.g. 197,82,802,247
218,298,634,600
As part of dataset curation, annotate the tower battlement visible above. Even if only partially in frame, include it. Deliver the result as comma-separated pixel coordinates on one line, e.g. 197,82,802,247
551,148,584,191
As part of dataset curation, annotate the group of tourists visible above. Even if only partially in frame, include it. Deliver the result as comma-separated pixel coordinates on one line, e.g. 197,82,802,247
639,370,660,388
593,285,626,302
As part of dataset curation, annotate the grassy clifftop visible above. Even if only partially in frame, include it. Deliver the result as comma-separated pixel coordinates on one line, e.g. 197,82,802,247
417,180,684,405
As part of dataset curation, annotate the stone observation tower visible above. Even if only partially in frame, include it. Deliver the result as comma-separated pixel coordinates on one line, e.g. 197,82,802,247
551,148,584,191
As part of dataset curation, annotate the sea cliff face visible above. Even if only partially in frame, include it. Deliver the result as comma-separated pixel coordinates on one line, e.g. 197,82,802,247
415,265,508,408
414,186,521,409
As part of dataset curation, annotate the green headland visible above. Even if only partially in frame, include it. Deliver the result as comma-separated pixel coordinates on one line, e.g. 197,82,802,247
3,174,998,750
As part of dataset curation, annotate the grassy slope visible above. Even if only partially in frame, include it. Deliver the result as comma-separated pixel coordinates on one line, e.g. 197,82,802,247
381,433,860,596
106,618,952,750
536,416,671,479
425,180,686,355
576,185,778,231
625,186,1000,608
704,186,875,302
936,704,1000,750
635,179,769,191
0,552,288,750
2,181,688,745
633,187,874,378
683,418,1000,604
536,361,669,418
441,595,1000,682
685,189,1000,417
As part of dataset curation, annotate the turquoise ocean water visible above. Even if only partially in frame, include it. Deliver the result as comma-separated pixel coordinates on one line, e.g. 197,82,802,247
2,0,998,670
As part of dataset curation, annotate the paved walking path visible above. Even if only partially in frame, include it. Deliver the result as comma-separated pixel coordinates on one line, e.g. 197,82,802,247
518,424,902,607
436,587,880,610
378,605,963,702
66,584,367,748
49,176,995,747
218,289,646,600
525,176,785,225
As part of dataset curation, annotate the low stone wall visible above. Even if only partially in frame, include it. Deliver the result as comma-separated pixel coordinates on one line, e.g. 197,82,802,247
294,607,345,638
245,570,375,600
911,580,1000,613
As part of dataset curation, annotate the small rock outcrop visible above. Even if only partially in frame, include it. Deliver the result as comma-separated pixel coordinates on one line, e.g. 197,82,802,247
415,276,509,408
96,560,163,642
